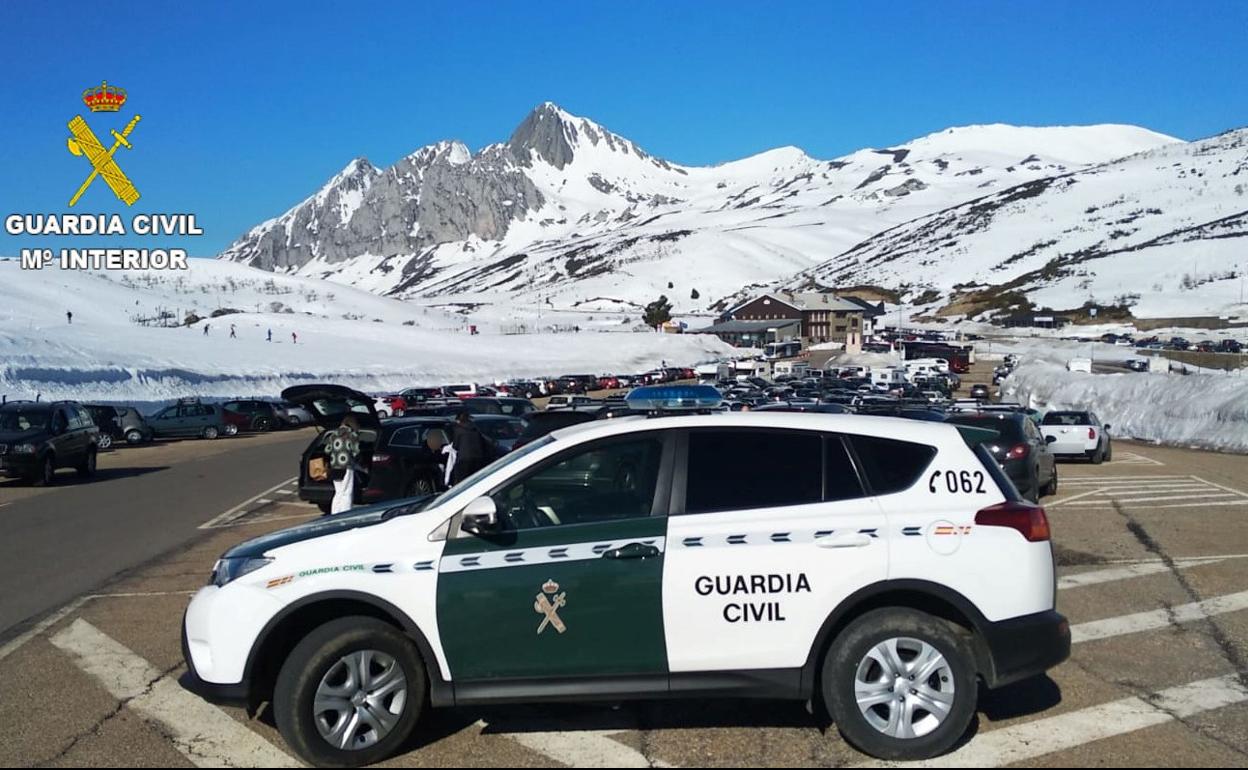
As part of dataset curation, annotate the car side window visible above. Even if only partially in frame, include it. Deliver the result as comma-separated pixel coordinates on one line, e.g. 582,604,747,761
849,435,937,495
684,429,823,514
490,435,664,531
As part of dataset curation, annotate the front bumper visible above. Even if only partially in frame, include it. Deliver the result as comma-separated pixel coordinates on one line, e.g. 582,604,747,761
181,613,251,706
0,454,37,476
181,584,283,704
980,610,1070,688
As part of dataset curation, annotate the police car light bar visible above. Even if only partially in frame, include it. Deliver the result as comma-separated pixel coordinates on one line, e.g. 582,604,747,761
625,384,722,413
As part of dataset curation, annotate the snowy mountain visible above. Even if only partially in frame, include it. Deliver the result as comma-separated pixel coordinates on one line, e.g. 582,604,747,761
220,103,1180,316
780,128,1248,320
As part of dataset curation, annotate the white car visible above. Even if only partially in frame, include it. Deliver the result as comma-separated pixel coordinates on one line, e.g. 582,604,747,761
1040,410,1113,463
182,385,1069,766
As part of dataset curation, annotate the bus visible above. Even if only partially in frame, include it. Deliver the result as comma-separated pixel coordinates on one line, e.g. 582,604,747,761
903,342,972,373
764,340,802,360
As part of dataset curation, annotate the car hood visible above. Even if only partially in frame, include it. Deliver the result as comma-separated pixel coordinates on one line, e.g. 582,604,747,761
281,384,379,430
221,496,435,559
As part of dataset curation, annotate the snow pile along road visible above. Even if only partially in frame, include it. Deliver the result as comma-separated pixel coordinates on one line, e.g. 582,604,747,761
1001,362,1248,453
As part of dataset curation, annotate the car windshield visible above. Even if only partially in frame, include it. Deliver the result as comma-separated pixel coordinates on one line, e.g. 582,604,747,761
416,434,555,512
0,408,51,431
1042,412,1092,426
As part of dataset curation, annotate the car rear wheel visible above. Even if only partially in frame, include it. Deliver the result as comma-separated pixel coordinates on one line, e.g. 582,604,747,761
406,476,436,498
1090,447,1104,464
202,426,220,440
77,449,97,478
255,417,272,432
822,608,977,761
1104,442,1112,462
377,410,390,419
274,616,425,767
1042,468,1058,497
125,429,144,445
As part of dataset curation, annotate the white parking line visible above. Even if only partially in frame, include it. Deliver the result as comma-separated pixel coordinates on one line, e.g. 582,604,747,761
1112,451,1166,466
1050,474,1248,510
50,619,299,767
198,476,297,529
1057,556,1235,590
1071,589,1248,643
856,674,1248,768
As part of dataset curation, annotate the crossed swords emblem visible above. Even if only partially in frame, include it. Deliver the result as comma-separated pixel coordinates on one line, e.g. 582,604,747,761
534,585,568,635
66,114,142,207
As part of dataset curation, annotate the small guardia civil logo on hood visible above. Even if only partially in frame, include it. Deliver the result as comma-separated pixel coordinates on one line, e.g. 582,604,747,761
67,81,142,207
534,579,567,635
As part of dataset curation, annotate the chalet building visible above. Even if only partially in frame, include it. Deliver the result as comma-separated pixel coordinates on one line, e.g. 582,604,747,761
714,291,865,352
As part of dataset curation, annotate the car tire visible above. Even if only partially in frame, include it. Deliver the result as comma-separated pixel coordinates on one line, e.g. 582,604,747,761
406,475,436,498
97,434,113,451
202,426,219,440
32,454,56,487
255,417,272,432
274,616,425,768
1104,442,1112,462
1091,447,1104,465
378,410,390,419
125,429,144,445
822,607,977,761
1043,468,1058,497
77,449,97,478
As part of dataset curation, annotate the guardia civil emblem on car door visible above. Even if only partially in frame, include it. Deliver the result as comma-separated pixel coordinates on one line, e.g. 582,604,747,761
534,579,567,635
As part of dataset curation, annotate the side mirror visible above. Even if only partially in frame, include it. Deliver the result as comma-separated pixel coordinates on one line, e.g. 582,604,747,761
1045,435,1057,444
461,496,498,535
1103,424,1112,431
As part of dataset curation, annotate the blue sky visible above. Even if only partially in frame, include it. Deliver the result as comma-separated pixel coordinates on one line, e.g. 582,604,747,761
2,0,1245,256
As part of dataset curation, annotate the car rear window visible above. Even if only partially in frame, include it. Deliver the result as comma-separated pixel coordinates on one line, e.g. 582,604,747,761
848,435,937,494
685,429,823,513
1042,412,1092,426
946,415,1025,442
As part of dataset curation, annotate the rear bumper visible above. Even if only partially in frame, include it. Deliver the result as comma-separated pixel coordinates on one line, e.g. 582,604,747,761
980,610,1070,688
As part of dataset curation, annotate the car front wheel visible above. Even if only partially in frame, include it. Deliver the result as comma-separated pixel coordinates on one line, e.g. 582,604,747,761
203,426,220,440
32,455,56,487
98,434,113,450
77,449,97,478
275,616,425,767
822,608,977,761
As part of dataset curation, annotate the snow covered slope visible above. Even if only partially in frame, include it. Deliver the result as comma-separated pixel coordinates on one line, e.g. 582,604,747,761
220,104,1178,316
0,259,732,403
783,128,1248,320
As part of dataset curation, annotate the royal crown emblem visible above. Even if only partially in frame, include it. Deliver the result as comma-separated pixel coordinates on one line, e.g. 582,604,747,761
82,80,127,113
542,580,560,594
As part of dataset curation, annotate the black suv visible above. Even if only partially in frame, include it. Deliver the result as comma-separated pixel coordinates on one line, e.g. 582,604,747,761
0,401,100,485
946,411,1057,502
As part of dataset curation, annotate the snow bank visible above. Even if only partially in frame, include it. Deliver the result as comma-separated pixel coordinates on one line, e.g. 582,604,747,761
1000,362,1248,453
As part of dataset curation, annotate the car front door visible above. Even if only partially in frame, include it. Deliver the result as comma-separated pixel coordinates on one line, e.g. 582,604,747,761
436,431,674,682
662,428,887,674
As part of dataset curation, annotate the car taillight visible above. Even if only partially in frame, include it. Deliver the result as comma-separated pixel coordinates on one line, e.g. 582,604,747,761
976,501,1051,542
1088,428,1096,441
1005,443,1029,460
371,453,392,465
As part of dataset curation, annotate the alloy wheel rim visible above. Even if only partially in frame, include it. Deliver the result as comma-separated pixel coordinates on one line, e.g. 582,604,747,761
313,649,407,751
853,637,955,740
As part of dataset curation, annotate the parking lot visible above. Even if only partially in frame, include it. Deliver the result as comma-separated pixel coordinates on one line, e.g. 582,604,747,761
1,431,1246,767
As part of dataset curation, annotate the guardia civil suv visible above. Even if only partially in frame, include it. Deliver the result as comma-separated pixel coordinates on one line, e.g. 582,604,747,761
182,385,1069,766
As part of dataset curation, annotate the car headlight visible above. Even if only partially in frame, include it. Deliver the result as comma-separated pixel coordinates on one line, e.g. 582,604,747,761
210,557,272,587
12,444,37,454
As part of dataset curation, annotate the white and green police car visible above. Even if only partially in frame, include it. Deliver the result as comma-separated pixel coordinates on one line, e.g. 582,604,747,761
183,385,1069,766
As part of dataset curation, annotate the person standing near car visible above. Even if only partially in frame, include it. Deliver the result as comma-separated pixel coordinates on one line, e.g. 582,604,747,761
327,415,362,514
450,411,489,485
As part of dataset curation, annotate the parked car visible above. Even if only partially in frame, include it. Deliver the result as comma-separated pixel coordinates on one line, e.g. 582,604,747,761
223,400,284,432
546,395,600,411
84,404,123,450
111,405,155,444
464,396,538,417
0,400,99,485
969,383,991,401
272,400,314,428
149,399,231,440
1218,339,1243,353
946,412,1057,502
472,414,527,454
1041,411,1113,463
513,410,597,448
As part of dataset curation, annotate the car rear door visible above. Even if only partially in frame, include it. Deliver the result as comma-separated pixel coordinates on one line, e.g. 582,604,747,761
662,427,887,673
436,431,674,682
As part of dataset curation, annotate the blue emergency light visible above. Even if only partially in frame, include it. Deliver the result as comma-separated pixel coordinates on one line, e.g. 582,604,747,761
625,384,722,412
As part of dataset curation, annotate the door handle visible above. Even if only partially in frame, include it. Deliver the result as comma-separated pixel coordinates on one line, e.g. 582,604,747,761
815,533,873,549
601,542,661,560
